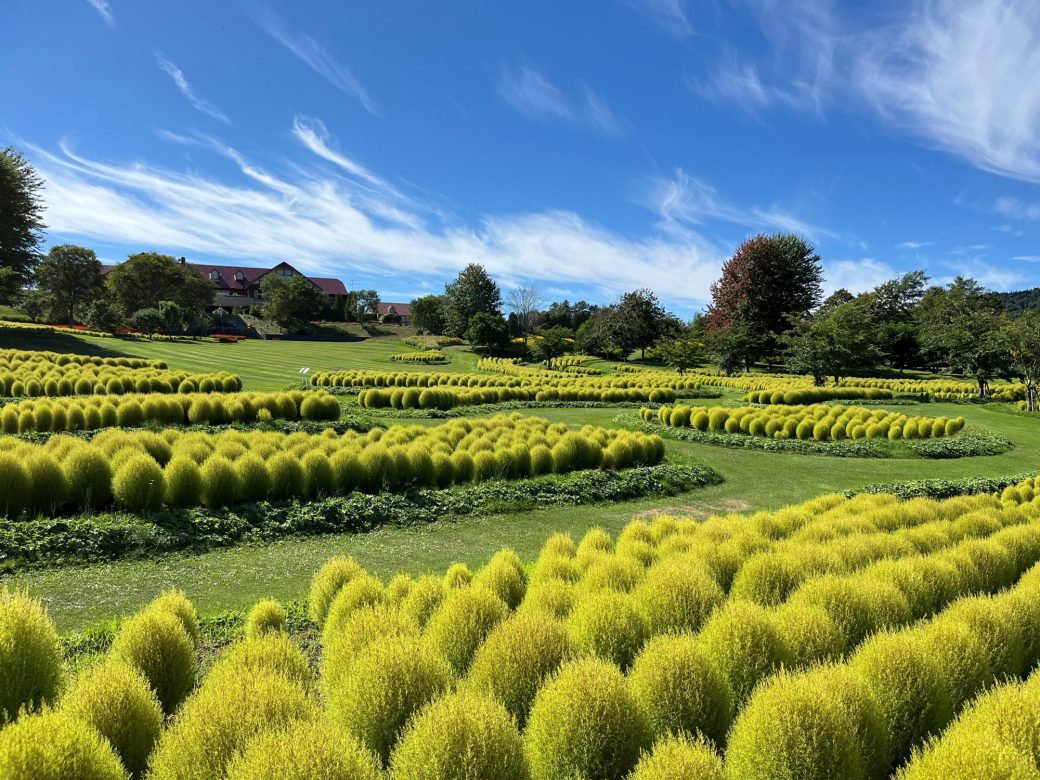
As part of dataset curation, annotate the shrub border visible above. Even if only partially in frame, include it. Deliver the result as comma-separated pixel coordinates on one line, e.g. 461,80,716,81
0,462,722,573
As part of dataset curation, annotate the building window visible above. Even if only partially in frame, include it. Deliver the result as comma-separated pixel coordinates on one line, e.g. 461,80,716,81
235,271,245,282
209,270,220,281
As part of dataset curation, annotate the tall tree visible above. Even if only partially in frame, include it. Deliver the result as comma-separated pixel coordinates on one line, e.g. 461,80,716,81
705,322,762,375
106,253,214,317
410,294,447,334
443,264,502,337
531,326,574,364
0,147,46,303
706,233,823,364
35,244,104,323
507,284,547,342
463,311,510,351
863,270,928,370
916,276,1008,398
615,288,667,359
782,299,879,384
655,333,703,374
1002,312,1040,411
342,289,380,323
575,308,623,358
259,275,325,330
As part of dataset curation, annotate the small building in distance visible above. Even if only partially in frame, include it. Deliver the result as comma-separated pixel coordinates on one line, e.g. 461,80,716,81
102,259,348,311
376,301,411,326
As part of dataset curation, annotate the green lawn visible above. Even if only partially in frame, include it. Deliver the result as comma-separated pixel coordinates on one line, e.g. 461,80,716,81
0,331,481,389
4,331,1040,631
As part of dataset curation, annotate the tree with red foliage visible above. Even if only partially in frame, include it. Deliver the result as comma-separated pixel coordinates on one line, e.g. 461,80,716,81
705,233,823,365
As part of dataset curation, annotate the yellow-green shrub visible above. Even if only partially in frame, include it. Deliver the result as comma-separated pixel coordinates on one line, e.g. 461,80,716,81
225,719,382,780
422,586,508,676
245,599,286,639
109,609,196,715
629,733,724,780
0,709,127,780
0,590,62,722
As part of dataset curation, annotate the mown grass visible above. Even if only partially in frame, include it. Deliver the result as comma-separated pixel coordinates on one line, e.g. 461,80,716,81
5,331,1040,631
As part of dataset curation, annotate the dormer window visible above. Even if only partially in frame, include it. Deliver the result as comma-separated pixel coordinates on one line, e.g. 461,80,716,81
235,271,245,282
209,270,220,281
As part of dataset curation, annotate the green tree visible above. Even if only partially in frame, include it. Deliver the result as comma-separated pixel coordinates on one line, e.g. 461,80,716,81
706,233,823,364
508,284,546,342
129,307,166,334
863,271,928,370
343,289,380,323
531,326,574,364
916,277,1008,398
655,334,703,374
84,298,123,331
410,294,447,334
464,311,510,351
0,147,45,304
35,244,104,324
575,307,623,359
1001,312,1040,411
15,289,50,323
614,289,667,359
106,253,214,316
259,274,325,330
782,299,879,384
444,264,502,337
706,322,762,375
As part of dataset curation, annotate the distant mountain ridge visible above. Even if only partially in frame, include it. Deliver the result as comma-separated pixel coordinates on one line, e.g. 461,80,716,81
996,288,1040,315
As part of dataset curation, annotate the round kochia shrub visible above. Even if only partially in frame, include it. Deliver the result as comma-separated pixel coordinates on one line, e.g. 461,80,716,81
566,590,646,669
423,586,509,676
0,453,30,518
628,633,734,745
850,630,953,769
525,657,651,780
110,608,196,715
245,599,286,638
113,454,166,511
308,556,364,625
472,549,527,609
724,665,887,780
225,719,382,780
162,457,203,508
60,661,163,778
209,634,313,692
62,447,112,511
696,600,792,706
0,590,62,723
149,589,200,647
200,455,238,508
399,575,446,629
389,691,528,780
629,733,724,780
324,636,453,766
0,709,127,780
148,671,316,780
465,612,574,724
634,561,724,635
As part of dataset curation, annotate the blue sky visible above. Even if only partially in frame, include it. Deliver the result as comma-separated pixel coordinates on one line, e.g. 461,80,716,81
3,0,1040,314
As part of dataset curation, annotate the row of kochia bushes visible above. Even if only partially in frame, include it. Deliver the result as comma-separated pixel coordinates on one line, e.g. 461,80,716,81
0,390,341,434
312,366,703,392
841,376,1026,402
0,348,164,371
4,485,1040,778
0,415,665,517
387,350,447,363
359,384,675,410
644,403,966,441
0,366,242,398
744,386,893,404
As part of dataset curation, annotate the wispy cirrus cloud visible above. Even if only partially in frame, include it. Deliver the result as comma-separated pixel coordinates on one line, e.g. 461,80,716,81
28,121,727,307
897,241,931,249
995,196,1040,222
498,66,626,136
85,0,114,26
155,53,229,124
258,6,376,115
623,0,692,37
650,168,835,243
693,0,838,116
856,0,1040,185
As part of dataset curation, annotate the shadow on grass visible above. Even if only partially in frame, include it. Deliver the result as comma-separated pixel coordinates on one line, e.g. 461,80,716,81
0,330,132,358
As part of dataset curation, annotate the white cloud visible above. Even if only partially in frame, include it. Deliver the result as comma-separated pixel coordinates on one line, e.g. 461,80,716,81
650,168,835,243
995,196,1040,222
498,66,625,136
948,259,1022,290
693,0,837,116
155,53,230,124
623,0,692,37
1014,255,1040,262
823,259,897,295
29,125,725,307
85,0,113,26
258,6,376,115
856,0,1040,184
897,240,931,249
